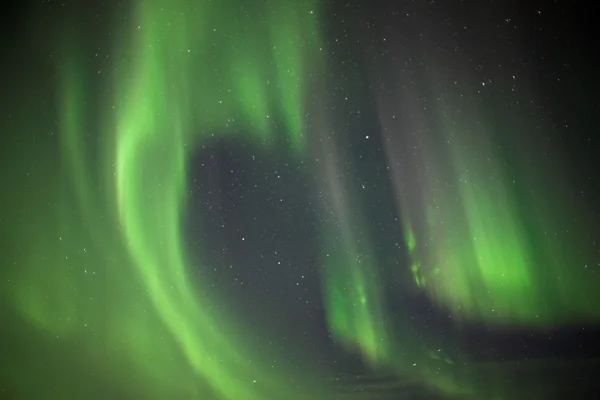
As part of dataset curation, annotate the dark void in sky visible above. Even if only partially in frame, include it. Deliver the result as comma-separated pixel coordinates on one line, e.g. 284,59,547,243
1,0,599,399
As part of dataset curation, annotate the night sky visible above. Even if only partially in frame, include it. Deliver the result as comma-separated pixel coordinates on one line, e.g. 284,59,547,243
1,0,599,399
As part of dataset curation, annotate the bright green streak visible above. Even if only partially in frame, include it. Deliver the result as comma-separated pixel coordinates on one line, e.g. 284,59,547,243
112,3,254,395
323,244,390,367
316,149,390,368
321,210,473,396
6,0,328,399
403,112,600,326
113,0,325,398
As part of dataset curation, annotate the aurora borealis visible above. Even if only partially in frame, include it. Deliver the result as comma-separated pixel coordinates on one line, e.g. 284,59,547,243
1,0,600,399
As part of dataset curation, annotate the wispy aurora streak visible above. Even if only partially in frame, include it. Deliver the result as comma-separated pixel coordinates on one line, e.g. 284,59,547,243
317,136,391,367
376,61,600,326
309,93,473,397
316,144,472,394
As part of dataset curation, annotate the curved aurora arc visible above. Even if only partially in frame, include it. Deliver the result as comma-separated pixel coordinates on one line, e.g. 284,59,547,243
4,0,600,399
89,0,327,398
10,0,332,399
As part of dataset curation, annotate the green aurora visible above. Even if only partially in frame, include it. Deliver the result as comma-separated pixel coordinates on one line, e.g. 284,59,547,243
7,0,329,398
382,99,600,326
2,0,600,399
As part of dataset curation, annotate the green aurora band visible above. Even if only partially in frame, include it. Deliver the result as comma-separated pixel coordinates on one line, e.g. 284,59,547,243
315,129,473,398
377,75,600,327
318,141,391,367
6,0,332,399
2,0,600,399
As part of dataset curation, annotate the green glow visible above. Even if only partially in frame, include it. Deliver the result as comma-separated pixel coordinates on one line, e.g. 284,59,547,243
5,1,598,399
318,155,391,366
314,145,474,397
392,107,600,326
6,0,328,399
404,223,426,288
323,245,390,367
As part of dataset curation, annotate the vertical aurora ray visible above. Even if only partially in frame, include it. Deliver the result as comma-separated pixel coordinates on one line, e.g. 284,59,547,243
317,144,390,366
302,72,474,398
269,3,322,151
303,81,392,367
320,154,475,397
376,61,600,327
